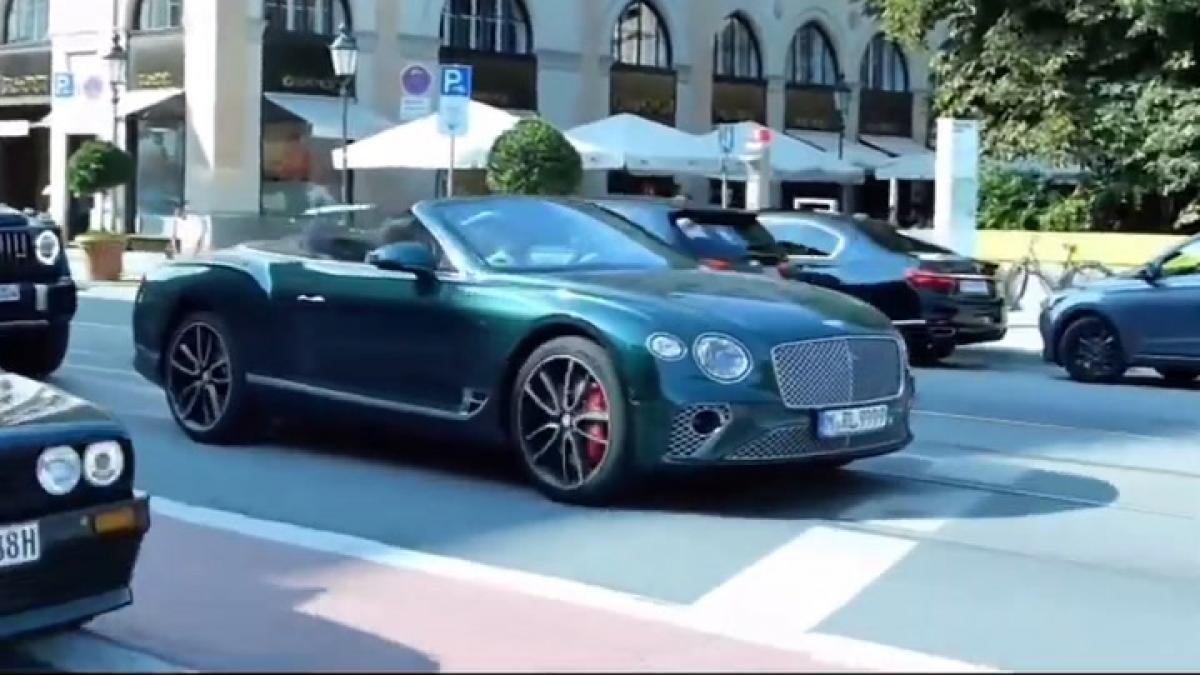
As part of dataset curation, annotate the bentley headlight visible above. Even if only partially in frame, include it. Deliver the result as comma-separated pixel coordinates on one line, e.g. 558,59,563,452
693,333,752,383
34,230,60,265
37,445,82,496
646,333,686,361
83,441,125,487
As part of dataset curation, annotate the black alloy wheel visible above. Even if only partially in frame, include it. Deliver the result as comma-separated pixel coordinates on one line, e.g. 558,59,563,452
1060,316,1126,384
511,337,634,505
165,312,252,443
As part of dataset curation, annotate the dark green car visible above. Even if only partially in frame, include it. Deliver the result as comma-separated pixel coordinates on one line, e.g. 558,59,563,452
131,197,914,503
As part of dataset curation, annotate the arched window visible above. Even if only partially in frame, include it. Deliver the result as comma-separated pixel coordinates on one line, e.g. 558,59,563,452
135,0,182,31
712,13,762,80
3,0,48,44
786,22,838,85
264,0,350,35
611,0,671,69
440,0,532,55
860,33,909,92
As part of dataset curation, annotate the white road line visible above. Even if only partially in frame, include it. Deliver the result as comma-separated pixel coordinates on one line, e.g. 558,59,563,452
914,410,1168,440
73,321,131,332
62,363,146,380
149,497,1000,673
18,630,192,673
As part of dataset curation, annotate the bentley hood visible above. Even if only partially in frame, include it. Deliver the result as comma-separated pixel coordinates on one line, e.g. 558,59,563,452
0,372,125,450
548,268,895,344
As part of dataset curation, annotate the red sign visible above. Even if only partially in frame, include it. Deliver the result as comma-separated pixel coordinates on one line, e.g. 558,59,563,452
754,127,774,144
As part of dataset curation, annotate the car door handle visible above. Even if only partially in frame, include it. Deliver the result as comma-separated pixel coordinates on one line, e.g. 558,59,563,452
297,294,326,303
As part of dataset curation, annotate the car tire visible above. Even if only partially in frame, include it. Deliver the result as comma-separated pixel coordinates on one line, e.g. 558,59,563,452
509,336,636,505
163,311,255,444
1156,367,1200,386
0,323,69,379
1059,315,1127,384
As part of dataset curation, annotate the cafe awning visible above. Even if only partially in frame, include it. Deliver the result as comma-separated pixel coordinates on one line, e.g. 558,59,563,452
863,134,935,180
118,87,183,117
699,122,864,184
265,92,394,141
566,113,722,174
787,129,892,170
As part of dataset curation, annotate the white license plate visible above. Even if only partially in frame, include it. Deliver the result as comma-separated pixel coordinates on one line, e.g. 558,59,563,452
0,522,40,568
958,279,990,295
818,404,890,438
0,284,18,303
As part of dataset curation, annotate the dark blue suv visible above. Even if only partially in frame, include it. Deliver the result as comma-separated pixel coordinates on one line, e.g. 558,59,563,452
1040,233,1200,384
0,205,76,378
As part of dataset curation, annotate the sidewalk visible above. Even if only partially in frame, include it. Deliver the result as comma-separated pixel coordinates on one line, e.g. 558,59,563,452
63,508,882,672
67,248,165,287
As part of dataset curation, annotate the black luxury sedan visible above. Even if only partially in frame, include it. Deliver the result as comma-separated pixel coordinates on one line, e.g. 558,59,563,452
593,198,1007,364
0,205,76,378
1040,233,1200,384
0,370,149,639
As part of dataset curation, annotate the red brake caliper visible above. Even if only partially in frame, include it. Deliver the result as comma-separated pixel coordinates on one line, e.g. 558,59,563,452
582,384,608,466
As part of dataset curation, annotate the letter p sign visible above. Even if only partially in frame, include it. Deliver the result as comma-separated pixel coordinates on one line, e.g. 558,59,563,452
440,65,473,98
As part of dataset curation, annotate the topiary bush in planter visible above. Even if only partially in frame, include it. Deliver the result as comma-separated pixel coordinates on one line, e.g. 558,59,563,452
486,118,582,196
67,140,135,281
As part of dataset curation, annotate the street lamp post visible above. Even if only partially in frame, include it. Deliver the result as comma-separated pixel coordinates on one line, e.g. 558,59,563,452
102,31,127,233
833,78,852,160
329,24,359,216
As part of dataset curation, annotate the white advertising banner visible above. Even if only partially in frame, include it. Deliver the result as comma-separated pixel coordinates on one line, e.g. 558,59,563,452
932,118,980,256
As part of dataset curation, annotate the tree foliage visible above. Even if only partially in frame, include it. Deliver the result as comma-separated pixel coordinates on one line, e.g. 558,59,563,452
863,0,1200,232
67,140,135,198
486,118,582,196
979,167,1092,231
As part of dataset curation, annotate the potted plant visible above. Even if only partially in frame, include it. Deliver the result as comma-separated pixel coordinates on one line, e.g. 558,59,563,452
486,118,583,195
67,139,135,281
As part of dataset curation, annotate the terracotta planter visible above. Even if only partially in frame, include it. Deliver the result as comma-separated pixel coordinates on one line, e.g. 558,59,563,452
79,238,125,281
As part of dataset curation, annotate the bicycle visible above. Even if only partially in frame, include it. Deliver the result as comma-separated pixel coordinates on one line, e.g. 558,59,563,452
1003,238,1115,310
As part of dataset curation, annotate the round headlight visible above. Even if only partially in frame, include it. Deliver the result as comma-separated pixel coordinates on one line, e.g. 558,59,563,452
646,333,686,361
34,230,60,265
36,446,81,496
693,334,753,383
83,441,125,487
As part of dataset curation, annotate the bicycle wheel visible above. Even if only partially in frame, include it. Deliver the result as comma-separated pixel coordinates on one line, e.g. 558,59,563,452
1062,262,1113,288
1003,262,1031,310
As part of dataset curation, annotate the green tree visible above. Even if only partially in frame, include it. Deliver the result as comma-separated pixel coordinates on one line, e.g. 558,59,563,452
486,118,582,195
863,0,1200,231
67,139,135,197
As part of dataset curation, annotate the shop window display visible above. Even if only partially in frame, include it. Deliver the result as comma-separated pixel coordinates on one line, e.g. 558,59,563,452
261,113,340,215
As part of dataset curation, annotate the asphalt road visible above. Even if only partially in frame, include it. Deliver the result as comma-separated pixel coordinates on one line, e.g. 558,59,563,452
5,292,1199,671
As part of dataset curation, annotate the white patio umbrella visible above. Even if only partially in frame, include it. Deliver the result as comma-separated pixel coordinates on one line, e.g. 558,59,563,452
565,113,724,174
698,121,865,184
333,100,616,170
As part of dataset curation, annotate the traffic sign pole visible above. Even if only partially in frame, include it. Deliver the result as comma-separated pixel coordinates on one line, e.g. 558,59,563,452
438,64,473,199
448,135,456,197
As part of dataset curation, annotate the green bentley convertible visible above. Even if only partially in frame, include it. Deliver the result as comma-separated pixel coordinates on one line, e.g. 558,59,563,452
132,197,914,503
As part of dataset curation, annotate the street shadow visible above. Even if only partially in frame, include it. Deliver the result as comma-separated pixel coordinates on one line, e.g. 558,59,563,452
83,517,441,672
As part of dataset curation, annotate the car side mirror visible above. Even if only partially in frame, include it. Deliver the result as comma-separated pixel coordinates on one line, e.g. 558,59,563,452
367,241,438,279
1138,262,1163,284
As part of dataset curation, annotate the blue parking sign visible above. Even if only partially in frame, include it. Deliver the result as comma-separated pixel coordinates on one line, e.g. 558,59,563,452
440,65,473,98
52,72,74,98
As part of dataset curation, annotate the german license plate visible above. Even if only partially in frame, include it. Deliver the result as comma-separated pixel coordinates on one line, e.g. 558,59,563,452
818,404,890,438
0,284,18,303
0,522,40,568
958,279,990,295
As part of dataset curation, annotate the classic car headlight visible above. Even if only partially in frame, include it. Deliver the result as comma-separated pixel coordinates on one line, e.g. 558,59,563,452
83,441,125,487
693,333,753,383
645,333,687,361
34,230,60,265
36,445,82,496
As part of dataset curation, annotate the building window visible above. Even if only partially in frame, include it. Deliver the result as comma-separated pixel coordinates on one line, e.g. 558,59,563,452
2,0,48,44
712,12,761,80
861,33,909,92
440,0,532,55
135,0,182,31
260,105,341,216
264,0,350,35
611,0,671,69
787,22,838,86
134,113,186,236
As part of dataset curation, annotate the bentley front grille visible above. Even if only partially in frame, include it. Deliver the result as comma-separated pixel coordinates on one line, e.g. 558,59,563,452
770,336,904,409
666,404,732,459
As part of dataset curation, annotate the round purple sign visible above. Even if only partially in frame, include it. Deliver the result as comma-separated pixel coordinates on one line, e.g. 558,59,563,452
401,65,432,96
82,75,104,100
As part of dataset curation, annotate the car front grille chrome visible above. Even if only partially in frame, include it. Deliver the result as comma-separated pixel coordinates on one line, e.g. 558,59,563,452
770,336,905,409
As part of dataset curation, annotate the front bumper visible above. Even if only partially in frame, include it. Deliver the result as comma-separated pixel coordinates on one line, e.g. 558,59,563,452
635,375,915,467
0,494,150,641
0,278,76,331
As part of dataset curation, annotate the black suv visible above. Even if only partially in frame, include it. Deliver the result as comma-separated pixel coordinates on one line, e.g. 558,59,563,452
0,205,76,378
